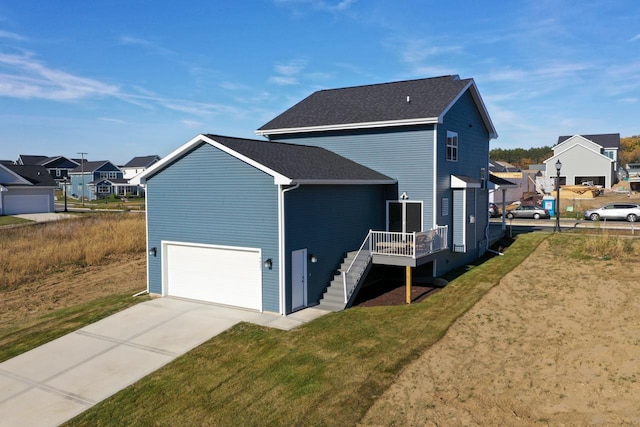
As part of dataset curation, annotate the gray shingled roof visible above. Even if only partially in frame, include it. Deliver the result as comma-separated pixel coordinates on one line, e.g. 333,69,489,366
123,155,160,168
4,165,57,186
69,161,111,173
17,155,47,165
257,75,473,132
557,133,620,149
205,134,395,182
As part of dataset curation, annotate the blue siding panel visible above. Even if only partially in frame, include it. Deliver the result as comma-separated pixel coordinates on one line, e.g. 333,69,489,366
145,142,280,313
434,89,492,274
274,126,435,229
276,88,492,277
284,184,387,312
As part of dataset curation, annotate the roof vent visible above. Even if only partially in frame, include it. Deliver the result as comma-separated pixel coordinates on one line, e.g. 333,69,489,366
406,96,410,103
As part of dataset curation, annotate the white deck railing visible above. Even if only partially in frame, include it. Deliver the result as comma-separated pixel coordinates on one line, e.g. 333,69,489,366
370,226,448,258
341,225,448,303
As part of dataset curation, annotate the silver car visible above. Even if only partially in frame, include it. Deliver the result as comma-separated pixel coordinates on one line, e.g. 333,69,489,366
584,203,640,222
506,205,550,220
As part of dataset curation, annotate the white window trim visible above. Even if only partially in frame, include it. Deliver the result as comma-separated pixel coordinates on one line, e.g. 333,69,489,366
446,131,458,162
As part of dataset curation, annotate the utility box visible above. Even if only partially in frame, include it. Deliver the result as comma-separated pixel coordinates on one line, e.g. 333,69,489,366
542,196,556,217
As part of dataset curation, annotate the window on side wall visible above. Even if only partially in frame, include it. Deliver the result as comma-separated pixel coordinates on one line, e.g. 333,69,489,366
446,131,458,161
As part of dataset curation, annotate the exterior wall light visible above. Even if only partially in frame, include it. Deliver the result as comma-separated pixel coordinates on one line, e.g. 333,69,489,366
309,254,318,263
148,247,157,257
264,258,273,269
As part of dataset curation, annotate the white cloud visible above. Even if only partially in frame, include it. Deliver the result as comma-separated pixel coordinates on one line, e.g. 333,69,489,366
275,0,356,13
0,30,25,41
119,35,172,55
181,119,204,128
629,33,640,42
98,117,126,124
0,52,120,100
269,59,308,85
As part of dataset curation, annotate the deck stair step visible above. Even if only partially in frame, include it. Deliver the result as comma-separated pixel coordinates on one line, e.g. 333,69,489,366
316,251,371,312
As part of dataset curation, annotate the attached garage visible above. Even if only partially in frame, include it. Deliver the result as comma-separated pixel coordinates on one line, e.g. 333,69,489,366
3,193,52,215
163,242,262,311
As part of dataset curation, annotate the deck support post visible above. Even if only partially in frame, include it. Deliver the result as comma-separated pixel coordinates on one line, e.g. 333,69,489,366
405,265,412,304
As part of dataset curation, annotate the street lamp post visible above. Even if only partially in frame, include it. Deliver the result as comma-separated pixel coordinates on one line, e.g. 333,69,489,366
63,177,68,212
555,159,562,232
78,152,87,206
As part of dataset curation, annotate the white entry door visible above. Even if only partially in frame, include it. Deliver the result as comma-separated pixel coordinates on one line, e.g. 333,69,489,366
291,249,307,311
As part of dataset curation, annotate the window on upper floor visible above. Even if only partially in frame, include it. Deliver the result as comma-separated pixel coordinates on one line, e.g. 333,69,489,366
99,172,109,179
109,171,118,179
446,131,458,161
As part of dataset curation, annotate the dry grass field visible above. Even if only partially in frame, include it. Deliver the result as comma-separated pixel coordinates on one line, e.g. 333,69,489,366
361,232,640,426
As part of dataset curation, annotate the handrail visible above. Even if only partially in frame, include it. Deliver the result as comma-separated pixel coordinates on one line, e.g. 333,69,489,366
341,226,448,304
342,230,373,303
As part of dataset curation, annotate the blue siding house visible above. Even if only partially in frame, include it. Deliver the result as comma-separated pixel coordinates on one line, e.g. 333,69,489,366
68,160,124,201
141,75,497,315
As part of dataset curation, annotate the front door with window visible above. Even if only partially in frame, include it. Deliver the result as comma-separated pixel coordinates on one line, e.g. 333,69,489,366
387,201,423,233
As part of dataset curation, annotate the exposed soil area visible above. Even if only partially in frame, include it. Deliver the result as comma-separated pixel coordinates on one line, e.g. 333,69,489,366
0,254,146,324
360,237,640,426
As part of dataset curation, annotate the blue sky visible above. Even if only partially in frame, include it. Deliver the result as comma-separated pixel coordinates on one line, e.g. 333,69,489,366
0,0,639,164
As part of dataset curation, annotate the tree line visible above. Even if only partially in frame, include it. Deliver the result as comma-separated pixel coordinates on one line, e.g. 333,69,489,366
490,136,640,169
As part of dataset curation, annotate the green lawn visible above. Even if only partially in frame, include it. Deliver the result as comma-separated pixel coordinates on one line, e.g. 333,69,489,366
66,232,549,426
0,293,151,363
0,216,32,226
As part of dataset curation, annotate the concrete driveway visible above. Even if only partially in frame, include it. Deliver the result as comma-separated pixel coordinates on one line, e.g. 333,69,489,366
0,298,328,426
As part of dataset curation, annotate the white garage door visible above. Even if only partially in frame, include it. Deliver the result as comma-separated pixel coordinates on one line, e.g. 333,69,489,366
3,194,51,215
164,243,262,310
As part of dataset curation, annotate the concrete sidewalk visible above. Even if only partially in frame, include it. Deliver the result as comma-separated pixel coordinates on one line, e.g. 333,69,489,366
0,298,328,426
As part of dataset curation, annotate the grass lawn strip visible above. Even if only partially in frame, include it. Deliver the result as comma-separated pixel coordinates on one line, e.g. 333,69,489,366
0,293,151,363
0,216,32,226
66,232,549,426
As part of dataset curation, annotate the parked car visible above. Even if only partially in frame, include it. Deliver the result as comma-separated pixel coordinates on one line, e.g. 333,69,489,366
506,205,550,220
584,203,640,222
489,203,499,217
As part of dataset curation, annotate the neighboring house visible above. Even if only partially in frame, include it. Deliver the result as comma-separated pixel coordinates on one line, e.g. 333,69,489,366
489,159,541,204
120,155,161,196
68,161,125,200
0,164,57,215
16,155,80,185
544,134,619,189
140,75,498,316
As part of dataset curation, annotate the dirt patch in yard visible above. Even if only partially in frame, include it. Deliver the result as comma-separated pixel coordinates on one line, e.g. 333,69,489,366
360,235,640,426
0,254,146,324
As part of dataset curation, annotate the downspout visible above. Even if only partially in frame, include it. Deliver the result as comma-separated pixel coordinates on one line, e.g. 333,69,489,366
278,183,300,316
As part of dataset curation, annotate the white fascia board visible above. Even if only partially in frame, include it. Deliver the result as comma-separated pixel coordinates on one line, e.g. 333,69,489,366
0,185,7,192
255,117,440,137
138,134,292,186
0,164,33,186
199,135,292,185
440,80,498,140
552,143,614,162
138,134,210,183
451,175,481,189
289,179,397,185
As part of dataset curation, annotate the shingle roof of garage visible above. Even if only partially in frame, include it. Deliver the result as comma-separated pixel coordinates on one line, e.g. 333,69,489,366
4,165,57,186
205,134,395,183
